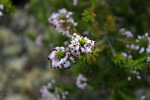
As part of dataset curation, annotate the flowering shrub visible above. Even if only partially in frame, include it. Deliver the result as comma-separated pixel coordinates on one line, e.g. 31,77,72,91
32,1,150,99
1,0,150,100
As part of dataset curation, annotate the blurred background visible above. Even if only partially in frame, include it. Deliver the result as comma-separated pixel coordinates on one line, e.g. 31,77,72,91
0,0,150,100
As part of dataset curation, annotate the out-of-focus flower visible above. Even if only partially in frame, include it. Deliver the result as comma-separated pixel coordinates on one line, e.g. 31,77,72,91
48,8,77,37
0,4,4,10
128,76,131,81
40,80,69,100
40,86,50,99
140,95,146,100
62,91,69,99
51,94,61,100
119,28,134,38
68,33,95,57
147,57,150,62
121,52,132,59
35,35,43,47
73,0,78,6
76,74,87,89
139,47,145,54
48,46,71,69
0,11,3,17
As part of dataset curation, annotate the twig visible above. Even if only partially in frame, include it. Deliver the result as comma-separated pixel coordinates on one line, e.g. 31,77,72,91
103,32,116,55
96,37,106,45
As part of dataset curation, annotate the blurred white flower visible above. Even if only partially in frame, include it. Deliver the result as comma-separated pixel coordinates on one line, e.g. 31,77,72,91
128,76,131,81
73,0,78,6
0,4,4,10
140,95,146,100
0,11,3,17
139,47,145,54
76,74,87,89
40,86,50,99
147,57,150,62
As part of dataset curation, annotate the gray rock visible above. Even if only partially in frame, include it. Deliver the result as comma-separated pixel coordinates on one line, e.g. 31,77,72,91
0,27,19,45
5,94,31,100
5,56,28,71
9,9,28,32
2,43,22,56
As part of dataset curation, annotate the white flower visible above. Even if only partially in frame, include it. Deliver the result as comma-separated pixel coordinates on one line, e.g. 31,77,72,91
68,33,95,57
35,35,43,47
0,4,4,10
139,47,145,54
140,95,146,100
122,52,127,58
146,45,150,54
137,75,141,80
147,57,150,62
0,11,3,17
62,91,69,100
128,76,131,81
124,31,134,38
76,74,87,89
145,32,149,37
48,46,71,69
48,8,77,37
40,86,50,99
120,28,134,38
51,94,61,100
138,35,142,39
73,0,78,6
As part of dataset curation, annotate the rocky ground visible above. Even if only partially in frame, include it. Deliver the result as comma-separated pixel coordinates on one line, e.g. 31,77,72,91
0,8,56,100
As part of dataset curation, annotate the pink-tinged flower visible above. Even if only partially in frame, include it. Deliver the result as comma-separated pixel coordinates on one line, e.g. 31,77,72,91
73,0,78,6
51,94,61,100
76,74,87,89
48,8,77,37
147,57,150,62
40,86,50,99
35,35,43,47
48,46,71,69
68,33,95,57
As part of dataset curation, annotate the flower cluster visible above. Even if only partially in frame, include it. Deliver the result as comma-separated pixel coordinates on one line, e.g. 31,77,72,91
0,4,4,19
119,28,134,38
48,33,96,70
122,32,150,61
128,70,141,81
122,52,132,59
136,33,150,54
40,80,55,99
48,8,77,37
76,74,87,89
48,47,71,69
40,80,69,100
68,33,95,57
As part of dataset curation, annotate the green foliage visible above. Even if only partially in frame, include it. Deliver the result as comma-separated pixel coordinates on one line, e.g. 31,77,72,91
1,0,15,13
28,0,150,99
104,15,116,34
113,54,150,71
